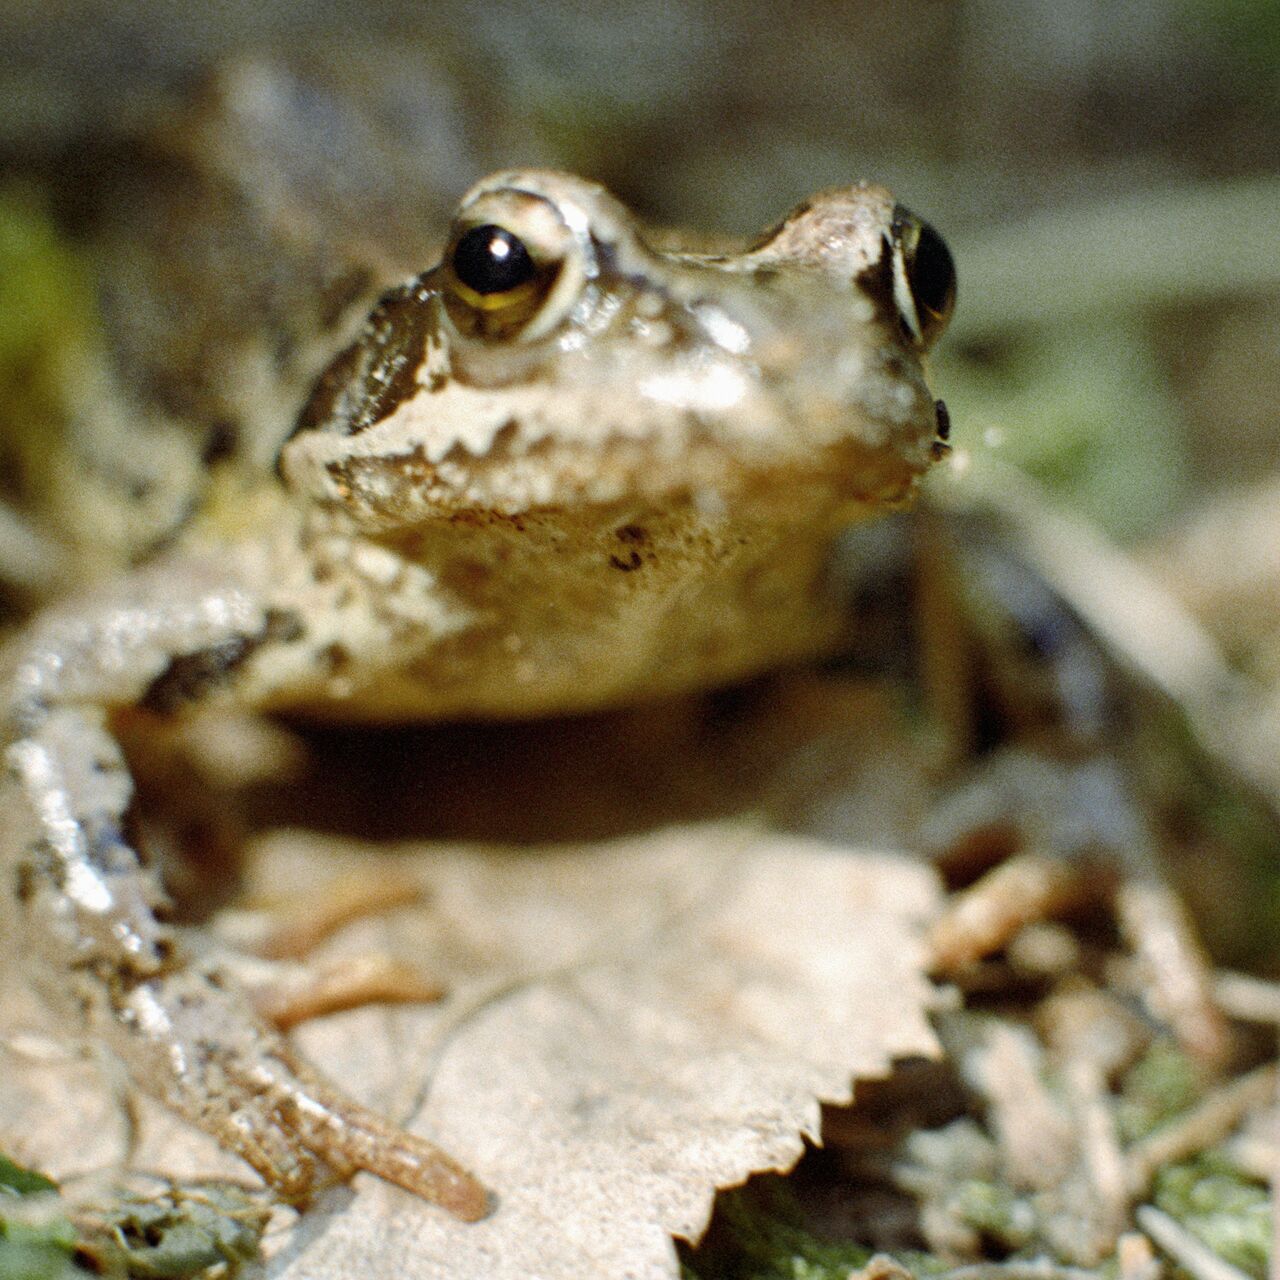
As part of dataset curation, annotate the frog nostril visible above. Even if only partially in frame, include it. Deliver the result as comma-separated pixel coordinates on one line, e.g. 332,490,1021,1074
935,399,951,442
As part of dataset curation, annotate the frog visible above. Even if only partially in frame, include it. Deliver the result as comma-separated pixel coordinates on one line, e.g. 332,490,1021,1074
1,141,957,1221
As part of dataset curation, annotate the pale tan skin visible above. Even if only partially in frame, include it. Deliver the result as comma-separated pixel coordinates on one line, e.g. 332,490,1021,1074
1,168,952,1217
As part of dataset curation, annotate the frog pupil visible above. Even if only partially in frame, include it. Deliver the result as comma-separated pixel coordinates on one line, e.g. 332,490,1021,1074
452,225,536,295
908,221,956,320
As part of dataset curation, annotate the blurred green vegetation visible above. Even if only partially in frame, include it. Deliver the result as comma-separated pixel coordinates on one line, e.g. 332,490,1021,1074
1155,1157,1271,1279
0,1156,81,1280
938,323,1189,542
0,185,95,523
0,186,93,410
685,1042,1271,1280
1181,0,1280,83
0,1153,268,1280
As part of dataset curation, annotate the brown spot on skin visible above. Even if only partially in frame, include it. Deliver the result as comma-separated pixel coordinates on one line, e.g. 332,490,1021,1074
441,558,493,594
201,420,239,465
262,608,306,644
338,280,435,435
489,418,521,454
609,550,643,572
853,238,898,336
288,276,435,445
616,524,648,545
140,608,305,714
389,529,426,558
445,508,528,533
140,635,259,714
14,858,36,903
319,643,352,675
287,341,363,455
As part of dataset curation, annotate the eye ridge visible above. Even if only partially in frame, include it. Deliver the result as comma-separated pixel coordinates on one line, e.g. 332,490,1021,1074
451,224,537,296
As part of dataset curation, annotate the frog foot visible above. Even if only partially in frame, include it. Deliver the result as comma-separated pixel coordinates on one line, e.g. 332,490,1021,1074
110,965,491,1219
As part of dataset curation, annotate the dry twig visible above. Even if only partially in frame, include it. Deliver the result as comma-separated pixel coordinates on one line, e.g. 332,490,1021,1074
1134,1206,1254,1280
1125,1064,1278,1197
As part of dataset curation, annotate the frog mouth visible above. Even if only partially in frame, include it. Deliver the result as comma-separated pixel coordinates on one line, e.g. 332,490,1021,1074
308,410,935,535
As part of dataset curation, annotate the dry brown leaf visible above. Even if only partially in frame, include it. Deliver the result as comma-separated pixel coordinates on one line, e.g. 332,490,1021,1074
0,821,941,1279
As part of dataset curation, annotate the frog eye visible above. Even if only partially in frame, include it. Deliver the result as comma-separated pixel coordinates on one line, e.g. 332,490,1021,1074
890,207,956,350
441,188,587,342
452,225,537,295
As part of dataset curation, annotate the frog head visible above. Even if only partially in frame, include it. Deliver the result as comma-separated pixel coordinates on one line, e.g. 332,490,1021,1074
279,169,954,533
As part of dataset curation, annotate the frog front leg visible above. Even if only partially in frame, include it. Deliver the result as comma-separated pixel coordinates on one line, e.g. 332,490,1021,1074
2,535,489,1219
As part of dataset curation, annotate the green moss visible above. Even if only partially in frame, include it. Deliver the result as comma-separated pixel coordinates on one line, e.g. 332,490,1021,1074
948,1180,1035,1251
0,1240,84,1280
0,1157,58,1199
1135,701,1280,968
0,1153,267,1280
682,1181,943,1280
1180,773,1280,968
87,1188,269,1279
0,1154,79,1280
1116,1042,1202,1143
1154,1157,1271,1279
